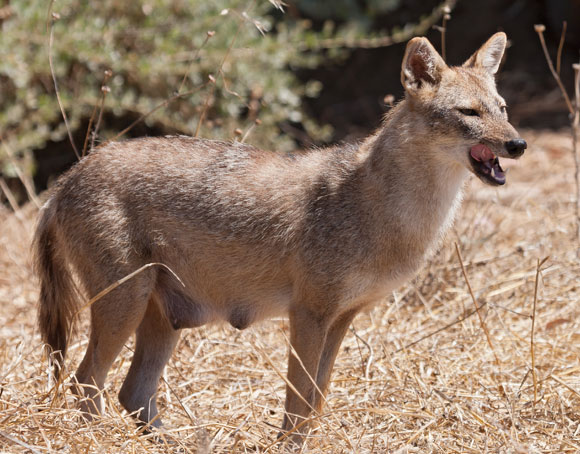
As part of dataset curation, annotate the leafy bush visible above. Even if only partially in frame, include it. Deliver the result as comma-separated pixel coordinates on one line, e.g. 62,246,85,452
0,0,450,196
0,0,333,182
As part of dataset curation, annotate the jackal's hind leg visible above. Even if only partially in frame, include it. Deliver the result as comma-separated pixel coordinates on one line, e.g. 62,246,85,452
119,295,180,429
74,277,154,419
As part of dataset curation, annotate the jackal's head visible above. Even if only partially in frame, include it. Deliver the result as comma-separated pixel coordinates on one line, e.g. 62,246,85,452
401,32,526,186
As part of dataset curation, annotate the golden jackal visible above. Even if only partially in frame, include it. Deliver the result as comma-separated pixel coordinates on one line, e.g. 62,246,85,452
35,32,525,437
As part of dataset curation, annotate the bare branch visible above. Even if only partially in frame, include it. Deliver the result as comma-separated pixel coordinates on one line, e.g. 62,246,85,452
455,243,500,367
47,1,80,160
556,21,567,76
299,0,457,51
531,257,549,408
535,24,574,115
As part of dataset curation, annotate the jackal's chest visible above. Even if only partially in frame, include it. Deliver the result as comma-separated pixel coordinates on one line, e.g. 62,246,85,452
336,209,461,311
336,259,421,312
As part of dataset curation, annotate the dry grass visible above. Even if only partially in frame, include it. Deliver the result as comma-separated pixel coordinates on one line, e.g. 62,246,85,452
1,129,580,453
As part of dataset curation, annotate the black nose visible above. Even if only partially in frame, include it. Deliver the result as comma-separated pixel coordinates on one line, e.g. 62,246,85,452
505,138,527,156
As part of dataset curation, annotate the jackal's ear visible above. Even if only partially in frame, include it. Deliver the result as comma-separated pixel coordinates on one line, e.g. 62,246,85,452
463,32,507,75
401,37,447,94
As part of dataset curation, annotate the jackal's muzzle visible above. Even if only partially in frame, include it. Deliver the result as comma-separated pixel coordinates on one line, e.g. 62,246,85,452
468,140,526,186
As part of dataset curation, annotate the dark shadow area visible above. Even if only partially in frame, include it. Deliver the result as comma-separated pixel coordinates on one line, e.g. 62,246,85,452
299,0,580,142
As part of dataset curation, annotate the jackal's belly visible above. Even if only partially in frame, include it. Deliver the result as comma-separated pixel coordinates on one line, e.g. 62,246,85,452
158,262,294,331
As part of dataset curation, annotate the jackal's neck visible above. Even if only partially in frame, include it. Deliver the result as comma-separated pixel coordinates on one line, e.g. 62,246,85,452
360,100,469,248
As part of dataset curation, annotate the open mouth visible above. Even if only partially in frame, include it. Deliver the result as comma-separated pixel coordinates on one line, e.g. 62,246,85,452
469,144,506,186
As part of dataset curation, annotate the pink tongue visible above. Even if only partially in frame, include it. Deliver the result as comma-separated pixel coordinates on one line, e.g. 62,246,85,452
470,144,495,162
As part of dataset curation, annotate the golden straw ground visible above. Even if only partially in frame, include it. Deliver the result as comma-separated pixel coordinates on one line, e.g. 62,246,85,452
1,129,580,452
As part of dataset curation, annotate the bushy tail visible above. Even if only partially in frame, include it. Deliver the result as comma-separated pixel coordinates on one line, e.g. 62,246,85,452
34,201,78,378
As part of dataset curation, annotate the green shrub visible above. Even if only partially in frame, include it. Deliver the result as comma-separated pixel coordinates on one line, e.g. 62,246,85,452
0,0,333,181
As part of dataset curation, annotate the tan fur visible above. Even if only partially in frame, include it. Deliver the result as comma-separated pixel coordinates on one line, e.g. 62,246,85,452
34,33,525,438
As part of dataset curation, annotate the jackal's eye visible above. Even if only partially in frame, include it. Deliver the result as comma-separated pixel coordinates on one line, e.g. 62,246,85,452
458,108,479,117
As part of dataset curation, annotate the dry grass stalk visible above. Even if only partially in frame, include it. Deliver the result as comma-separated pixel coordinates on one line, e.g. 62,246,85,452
178,30,215,95
535,23,580,243
534,24,575,114
1,132,580,451
454,242,500,367
89,76,112,153
82,70,112,156
433,5,451,61
0,138,41,209
47,0,79,160
100,85,209,148
0,88,580,454
0,177,21,216
574,61,580,238
556,21,567,76
530,256,549,409
195,13,244,138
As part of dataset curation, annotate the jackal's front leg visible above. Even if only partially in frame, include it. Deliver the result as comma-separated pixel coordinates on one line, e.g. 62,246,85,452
313,309,358,413
281,306,328,437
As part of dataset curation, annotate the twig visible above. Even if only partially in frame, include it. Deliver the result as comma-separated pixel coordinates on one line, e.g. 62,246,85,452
90,84,111,151
98,85,207,148
195,80,217,138
534,24,574,115
395,300,489,353
556,21,567,76
195,14,244,137
550,374,580,399
455,243,500,367
536,24,580,245
82,70,112,156
66,262,185,351
241,119,261,143
298,0,456,51
0,177,21,216
0,136,42,208
434,6,451,61
47,1,80,160
350,324,374,379
178,31,215,95
573,62,580,244
531,257,549,408
77,263,184,316
0,430,43,454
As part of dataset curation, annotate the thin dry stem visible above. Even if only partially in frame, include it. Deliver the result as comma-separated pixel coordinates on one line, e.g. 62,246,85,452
82,71,112,156
439,6,451,61
62,263,185,356
99,85,207,147
0,137,41,208
556,21,567,76
240,119,261,143
531,257,548,408
455,242,500,367
0,177,21,215
574,62,580,243
78,263,184,316
90,85,110,151
298,0,456,51
82,71,111,156
178,31,215,95
195,13,244,137
535,24,574,115
536,25,580,245
47,1,80,160
395,300,489,353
